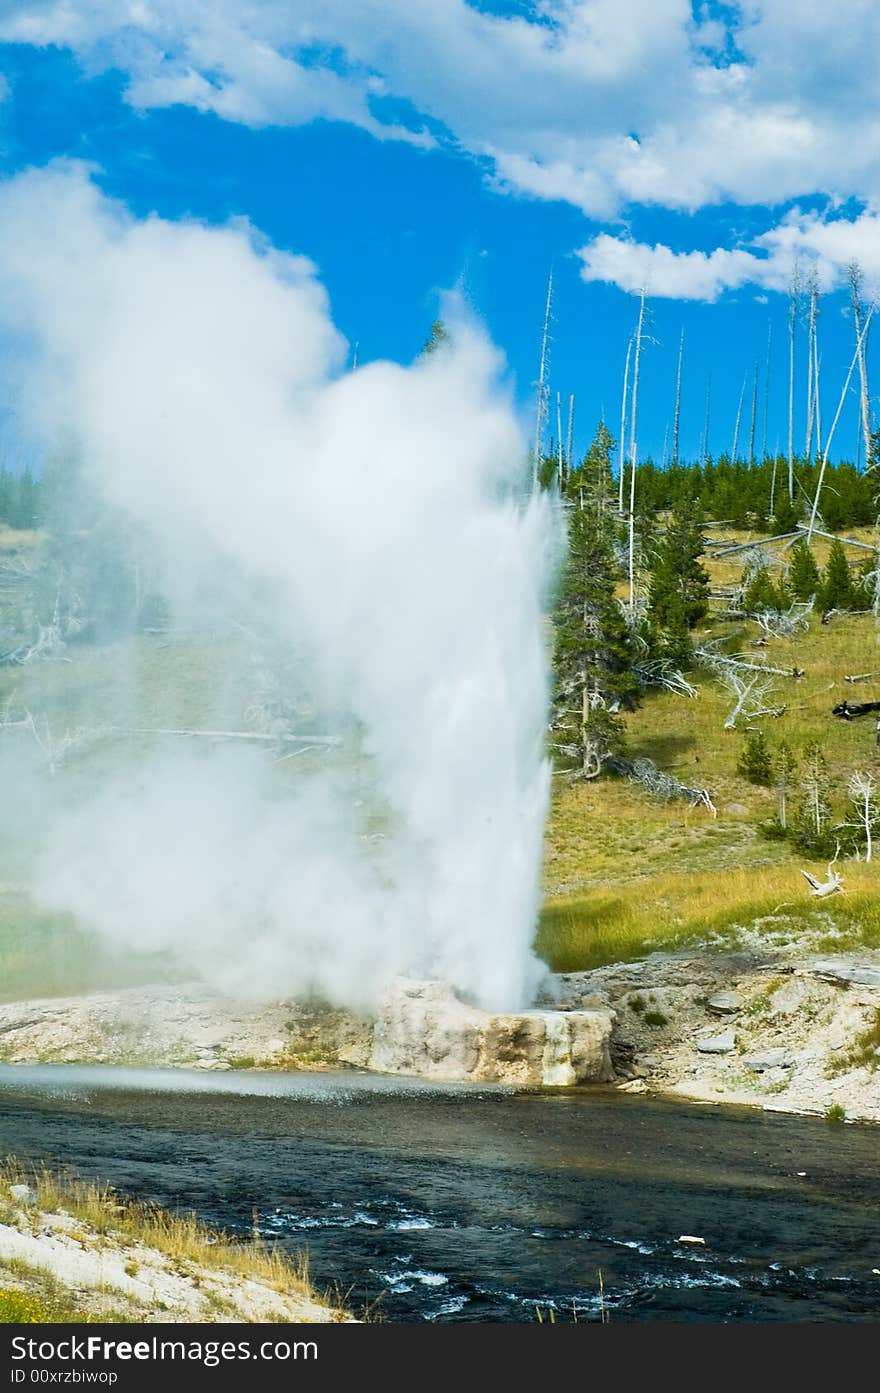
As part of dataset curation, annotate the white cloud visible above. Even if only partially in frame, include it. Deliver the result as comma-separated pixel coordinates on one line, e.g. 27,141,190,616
578,207,880,301
758,209,880,292
0,1,433,144
2,1,880,219
5,4,880,299
577,234,773,300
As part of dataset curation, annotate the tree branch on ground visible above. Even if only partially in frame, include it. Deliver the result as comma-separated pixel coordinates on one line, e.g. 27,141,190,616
633,658,698,697
801,849,843,898
610,754,716,817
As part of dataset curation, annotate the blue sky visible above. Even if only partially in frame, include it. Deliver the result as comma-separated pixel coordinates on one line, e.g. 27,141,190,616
0,2,878,466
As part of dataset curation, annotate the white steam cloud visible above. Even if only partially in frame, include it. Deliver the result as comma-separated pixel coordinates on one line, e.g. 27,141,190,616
0,161,555,1012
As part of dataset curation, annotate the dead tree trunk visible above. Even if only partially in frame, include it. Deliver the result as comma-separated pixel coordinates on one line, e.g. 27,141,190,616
748,361,758,467
732,373,746,462
849,262,873,469
813,296,823,461
673,326,684,467
702,372,712,465
807,306,873,542
533,267,553,491
804,275,819,465
628,290,647,612
762,321,772,461
847,771,877,863
788,269,800,501
801,864,843,898
618,335,632,513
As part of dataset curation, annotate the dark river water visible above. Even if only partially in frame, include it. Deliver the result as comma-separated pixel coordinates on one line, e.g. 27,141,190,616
1,1065,879,1323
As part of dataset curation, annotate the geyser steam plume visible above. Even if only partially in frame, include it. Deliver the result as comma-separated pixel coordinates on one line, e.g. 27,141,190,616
0,161,556,1012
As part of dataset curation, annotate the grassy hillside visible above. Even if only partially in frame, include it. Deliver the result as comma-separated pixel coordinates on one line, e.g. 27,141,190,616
540,525,880,970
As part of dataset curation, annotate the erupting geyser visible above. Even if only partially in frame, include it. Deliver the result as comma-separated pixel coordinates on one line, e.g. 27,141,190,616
0,161,558,1016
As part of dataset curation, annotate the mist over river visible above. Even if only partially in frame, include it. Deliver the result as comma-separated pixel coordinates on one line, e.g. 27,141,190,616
2,1067,879,1322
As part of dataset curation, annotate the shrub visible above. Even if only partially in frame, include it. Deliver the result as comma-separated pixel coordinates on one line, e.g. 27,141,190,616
791,826,840,859
758,817,788,841
737,730,773,786
828,1009,880,1075
643,1010,668,1027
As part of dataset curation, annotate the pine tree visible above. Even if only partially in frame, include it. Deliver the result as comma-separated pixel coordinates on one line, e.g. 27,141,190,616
421,320,450,355
774,741,798,830
737,730,773,786
537,450,558,490
773,494,800,533
787,538,821,601
553,502,640,778
775,573,793,610
647,498,710,664
743,565,784,613
571,421,616,519
820,539,856,613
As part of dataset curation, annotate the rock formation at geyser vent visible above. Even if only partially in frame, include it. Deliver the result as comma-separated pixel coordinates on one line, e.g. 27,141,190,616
369,978,615,1086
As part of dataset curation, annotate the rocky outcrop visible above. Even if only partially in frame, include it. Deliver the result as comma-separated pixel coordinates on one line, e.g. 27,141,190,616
7,944,880,1118
696,1030,735,1054
707,991,743,1015
550,946,880,1123
0,986,372,1071
369,977,615,1086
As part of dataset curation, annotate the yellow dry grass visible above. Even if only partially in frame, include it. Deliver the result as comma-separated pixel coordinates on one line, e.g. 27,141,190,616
0,1162,319,1301
537,860,880,972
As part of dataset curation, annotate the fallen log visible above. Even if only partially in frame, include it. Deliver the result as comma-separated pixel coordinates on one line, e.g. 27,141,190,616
820,607,858,625
802,867,843,898
711,532,800,557
795,524,875,552
832,700,880,720
747,705,788,721
608,754,716,817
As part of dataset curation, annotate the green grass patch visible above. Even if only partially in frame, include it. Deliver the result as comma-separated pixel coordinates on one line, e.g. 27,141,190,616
0,633,249,738
0,1287,53,1323
0,1267,130,1324
0,894,173,1003
827,1008,880,1076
